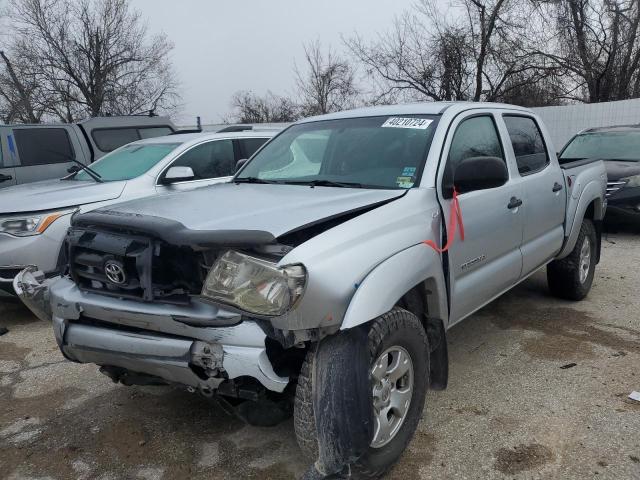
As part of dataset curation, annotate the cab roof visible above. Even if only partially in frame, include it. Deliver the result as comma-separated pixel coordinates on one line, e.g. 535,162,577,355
296,101,532,124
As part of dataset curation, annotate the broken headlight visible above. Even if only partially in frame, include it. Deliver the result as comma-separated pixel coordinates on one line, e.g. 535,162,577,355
202,250,306,316
0,209,74,237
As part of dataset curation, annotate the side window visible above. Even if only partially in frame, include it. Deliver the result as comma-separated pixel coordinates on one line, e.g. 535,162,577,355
444,115,506,191
0,136,4,167
13,128,75,166
503,116,549,175
239,138,269,158
139,127,173,139
169,140,235,180
92,128,139,152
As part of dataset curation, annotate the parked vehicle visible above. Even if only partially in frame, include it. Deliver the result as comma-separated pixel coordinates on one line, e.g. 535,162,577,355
0,116,177,189
560,125,640,220
0,131,274,294
15,102,606,478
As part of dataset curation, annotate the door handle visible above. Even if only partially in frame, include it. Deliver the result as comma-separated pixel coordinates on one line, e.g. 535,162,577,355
552,182,563,192
0,174,12,182
507,197,523,209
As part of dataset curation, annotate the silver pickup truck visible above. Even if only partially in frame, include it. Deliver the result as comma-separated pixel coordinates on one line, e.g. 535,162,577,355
15,102,607,479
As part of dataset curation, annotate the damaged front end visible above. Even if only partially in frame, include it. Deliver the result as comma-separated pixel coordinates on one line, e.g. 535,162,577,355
13,266,57,322
13,265,290,397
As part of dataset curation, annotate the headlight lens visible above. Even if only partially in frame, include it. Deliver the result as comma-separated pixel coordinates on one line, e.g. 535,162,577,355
622,174,640,187
0,210,74,237
202,250,306,316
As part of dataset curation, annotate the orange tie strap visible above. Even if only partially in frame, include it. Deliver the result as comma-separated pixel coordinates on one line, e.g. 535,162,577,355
423,189,465,253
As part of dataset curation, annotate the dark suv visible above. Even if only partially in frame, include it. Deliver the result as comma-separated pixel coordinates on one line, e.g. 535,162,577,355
560,125,640,220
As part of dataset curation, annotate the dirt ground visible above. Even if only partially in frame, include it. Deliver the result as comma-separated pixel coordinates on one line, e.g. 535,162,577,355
1,228,639,480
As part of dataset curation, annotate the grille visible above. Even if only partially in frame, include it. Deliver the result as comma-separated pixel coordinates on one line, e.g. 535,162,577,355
606,180,627,198
68,228,205,303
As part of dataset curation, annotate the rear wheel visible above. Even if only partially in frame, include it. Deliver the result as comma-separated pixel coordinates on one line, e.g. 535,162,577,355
294,308,430,479
547,218,597,301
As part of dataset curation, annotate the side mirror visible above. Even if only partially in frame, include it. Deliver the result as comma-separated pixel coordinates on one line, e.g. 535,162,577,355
452,156,508,195
67,165,80,174
236,158,248,173
162,166,195,184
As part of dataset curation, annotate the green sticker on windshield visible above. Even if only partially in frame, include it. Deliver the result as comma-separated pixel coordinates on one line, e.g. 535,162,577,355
396,176,414,188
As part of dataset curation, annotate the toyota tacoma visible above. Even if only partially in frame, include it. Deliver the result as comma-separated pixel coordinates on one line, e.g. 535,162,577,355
15,102,607,479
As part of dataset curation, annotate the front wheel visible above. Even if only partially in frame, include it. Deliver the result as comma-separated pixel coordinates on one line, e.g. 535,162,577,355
547,218,597,301
294,308,430,479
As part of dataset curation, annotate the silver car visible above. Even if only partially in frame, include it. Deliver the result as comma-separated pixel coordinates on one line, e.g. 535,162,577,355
15,102,606,478
0,131,274,294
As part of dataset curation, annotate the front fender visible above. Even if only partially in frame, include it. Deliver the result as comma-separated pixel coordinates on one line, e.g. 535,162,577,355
340,244,448,330
557,181,604,259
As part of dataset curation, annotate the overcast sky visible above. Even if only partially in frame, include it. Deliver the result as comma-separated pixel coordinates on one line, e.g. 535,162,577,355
135,0,418,124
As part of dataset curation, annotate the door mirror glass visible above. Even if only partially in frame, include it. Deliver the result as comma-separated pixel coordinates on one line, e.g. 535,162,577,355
162,166,195,184
453,156,508,195
236,158,248,173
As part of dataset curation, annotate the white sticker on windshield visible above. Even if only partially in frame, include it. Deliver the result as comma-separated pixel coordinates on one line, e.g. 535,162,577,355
382,117,433,129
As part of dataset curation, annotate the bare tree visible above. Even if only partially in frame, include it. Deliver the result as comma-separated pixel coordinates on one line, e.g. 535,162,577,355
295,40,359,116
346,0,558,105
0,50,47,122
230,90,300,123
531,0,640,103
345,12,472,104
5,0,180,121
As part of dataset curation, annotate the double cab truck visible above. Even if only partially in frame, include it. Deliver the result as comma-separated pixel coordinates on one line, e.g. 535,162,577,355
15,102,607,479
0,116,176,189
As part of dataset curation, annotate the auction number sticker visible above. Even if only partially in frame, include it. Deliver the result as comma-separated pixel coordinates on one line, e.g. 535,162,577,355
382,117,433,129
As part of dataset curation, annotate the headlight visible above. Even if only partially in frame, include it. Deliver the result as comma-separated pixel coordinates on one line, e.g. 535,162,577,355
0,210,74,237
202,250,306,316
622,174,640,187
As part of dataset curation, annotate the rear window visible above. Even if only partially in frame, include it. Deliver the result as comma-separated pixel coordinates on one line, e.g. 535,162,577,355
92,126,174,152
13,128,75,166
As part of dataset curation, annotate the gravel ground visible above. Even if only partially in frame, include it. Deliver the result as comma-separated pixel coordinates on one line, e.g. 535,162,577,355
1,229,639,480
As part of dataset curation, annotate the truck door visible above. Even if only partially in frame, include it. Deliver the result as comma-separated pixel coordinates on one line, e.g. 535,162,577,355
0,130,17,189
500,114,565,276
438,112,524,325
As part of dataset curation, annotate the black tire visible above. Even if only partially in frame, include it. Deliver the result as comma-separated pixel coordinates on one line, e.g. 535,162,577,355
294,308,430,479
547,218,597,301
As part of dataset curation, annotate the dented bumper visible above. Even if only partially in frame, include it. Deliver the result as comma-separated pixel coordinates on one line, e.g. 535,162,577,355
14,270,289,393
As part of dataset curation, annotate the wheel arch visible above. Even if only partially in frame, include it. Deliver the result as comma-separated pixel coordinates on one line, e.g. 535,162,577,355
558,183,604,260
340,243,449,390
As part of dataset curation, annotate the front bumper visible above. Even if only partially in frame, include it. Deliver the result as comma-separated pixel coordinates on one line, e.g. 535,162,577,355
14,270,289,393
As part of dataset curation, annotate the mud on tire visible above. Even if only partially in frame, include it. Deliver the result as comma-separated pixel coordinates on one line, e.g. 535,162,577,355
293,308,430,479
547,218,597,301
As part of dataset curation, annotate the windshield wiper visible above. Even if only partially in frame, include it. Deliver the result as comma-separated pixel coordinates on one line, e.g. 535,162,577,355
48,150,103,183
283,179,369,189
234,177,283,184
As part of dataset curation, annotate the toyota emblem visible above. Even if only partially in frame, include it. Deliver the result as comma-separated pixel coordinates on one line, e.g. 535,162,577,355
104,260,127,285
